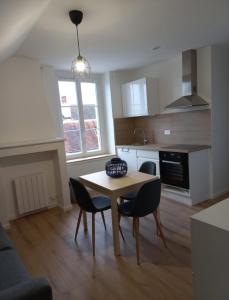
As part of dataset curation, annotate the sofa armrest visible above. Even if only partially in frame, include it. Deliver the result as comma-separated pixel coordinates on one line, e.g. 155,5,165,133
0,278,52,300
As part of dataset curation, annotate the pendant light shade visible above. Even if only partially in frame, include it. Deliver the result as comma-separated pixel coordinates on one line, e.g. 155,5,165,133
69,10,91,78
71,55,90,77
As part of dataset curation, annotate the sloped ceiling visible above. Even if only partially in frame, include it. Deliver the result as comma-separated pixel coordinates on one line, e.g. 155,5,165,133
2,0,229,72
0,0,51,64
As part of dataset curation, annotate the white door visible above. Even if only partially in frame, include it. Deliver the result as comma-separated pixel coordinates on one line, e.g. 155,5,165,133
117,148,137,172
132,78,147,116
121,82,133,117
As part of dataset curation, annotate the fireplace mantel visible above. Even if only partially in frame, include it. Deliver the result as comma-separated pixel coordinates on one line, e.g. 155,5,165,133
0,138,71,227
0,138,64,154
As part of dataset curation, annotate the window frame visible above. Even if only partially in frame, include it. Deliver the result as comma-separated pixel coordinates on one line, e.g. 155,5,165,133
58,77,104,159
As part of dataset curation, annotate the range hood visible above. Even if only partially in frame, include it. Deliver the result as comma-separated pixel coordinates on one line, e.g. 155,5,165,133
165,50,209,110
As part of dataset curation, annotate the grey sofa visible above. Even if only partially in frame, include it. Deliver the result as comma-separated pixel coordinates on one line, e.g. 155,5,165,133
0,224,52,300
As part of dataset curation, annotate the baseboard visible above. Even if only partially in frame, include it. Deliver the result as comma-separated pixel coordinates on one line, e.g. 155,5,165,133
210,188,229,200
59,204,72,212
7,204,58,224
162,187,192,206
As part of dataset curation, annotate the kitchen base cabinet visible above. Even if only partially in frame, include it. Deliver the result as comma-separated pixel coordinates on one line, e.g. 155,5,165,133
161,149,211,205
117,147,160,175
116,146,211,206
116,148,137,172
136,150,160,176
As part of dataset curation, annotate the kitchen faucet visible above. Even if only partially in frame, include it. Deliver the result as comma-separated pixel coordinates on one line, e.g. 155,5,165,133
133,128,148,145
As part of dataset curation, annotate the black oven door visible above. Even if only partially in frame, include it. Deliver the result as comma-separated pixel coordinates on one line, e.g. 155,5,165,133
159,152,189,189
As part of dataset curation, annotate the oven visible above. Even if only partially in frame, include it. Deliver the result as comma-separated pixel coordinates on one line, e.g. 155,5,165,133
159,151,189,189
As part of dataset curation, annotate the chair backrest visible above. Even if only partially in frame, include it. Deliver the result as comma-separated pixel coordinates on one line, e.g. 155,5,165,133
139,161,156,176
131,179,161,217
69,178,96,213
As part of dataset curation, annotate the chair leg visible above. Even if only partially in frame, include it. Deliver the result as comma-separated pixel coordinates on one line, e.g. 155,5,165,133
92,213,96,256
118,214,125,241
157,208,161,223
157,208,162,226
153,211,167,248
83,211,88,233
101,211,106,230
75,209,83,241
134,217,140,265
132,219,135,237
133,216,140,237
155,208,162,236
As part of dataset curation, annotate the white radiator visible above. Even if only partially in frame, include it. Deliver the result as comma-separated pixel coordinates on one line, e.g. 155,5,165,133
14,172,49,215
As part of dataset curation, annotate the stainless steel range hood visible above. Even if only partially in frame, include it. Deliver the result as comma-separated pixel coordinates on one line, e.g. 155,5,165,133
165,50,209,110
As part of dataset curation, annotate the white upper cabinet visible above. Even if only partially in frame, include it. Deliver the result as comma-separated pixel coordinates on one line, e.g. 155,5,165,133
132,78,148,116
121,82,133,117
121,77,159,117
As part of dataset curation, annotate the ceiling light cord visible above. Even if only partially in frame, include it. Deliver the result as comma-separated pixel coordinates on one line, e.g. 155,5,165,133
75,26,81,56
69,10,90,78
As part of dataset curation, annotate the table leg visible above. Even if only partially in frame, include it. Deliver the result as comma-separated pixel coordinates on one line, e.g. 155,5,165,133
82,211,88,233
111,195,121,256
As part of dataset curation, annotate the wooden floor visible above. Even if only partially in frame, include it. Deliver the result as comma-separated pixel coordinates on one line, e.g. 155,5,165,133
8,196,223,300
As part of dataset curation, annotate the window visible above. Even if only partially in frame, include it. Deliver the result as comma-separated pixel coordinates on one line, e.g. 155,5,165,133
58,80,102,158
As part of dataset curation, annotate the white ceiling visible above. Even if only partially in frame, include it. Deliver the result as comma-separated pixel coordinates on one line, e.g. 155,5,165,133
0,0,50,64
2,0,229,73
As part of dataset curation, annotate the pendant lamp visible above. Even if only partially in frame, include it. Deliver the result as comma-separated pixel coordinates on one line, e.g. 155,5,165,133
69,10,91,78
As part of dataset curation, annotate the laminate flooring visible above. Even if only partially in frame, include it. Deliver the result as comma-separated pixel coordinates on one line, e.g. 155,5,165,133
8,196,224,300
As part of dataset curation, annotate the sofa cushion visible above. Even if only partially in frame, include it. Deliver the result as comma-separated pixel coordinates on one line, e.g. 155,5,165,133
0,278,52,300
0,225,13,251
0,249,29,291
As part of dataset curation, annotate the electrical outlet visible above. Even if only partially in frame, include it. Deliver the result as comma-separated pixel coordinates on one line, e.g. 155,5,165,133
164,129,171,135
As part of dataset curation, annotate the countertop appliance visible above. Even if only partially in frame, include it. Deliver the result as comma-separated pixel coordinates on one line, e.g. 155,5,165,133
159,151,189,189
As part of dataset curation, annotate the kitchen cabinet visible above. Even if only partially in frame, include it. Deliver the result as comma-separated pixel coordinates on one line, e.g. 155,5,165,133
137,150,160,175
121,77,159,117
116,148,137,172
121,82,134,117
162,149,211,205
117,147,160,175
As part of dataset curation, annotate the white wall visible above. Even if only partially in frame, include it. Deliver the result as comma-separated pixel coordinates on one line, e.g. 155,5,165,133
102,72,116,154
67,155,115,179
211,44,229,197
0,57,61,144
41,65,64,138
197,47,212,104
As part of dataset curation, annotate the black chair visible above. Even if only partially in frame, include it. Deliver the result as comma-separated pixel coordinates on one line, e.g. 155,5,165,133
120,161,156,202
69,177,111,256
118,179,167,264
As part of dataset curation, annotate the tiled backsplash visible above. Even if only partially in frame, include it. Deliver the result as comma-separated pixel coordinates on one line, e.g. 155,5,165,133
114,109,211,145
114,117,135,145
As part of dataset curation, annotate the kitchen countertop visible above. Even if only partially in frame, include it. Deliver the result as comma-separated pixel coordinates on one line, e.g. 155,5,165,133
116,143,211,153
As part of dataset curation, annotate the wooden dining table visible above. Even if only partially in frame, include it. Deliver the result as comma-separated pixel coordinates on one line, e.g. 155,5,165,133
79,170,158,256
